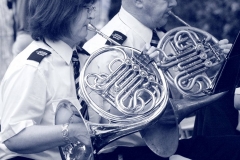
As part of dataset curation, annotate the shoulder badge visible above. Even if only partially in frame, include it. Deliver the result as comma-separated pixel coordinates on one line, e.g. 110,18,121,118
27,48,51,63
105,31,127,45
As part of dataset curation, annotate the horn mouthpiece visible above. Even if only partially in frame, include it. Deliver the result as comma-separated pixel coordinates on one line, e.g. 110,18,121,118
87,23,97,32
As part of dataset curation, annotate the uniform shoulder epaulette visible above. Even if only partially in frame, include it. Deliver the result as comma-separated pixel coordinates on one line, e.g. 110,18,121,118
27,48,51,63
105,31,127,45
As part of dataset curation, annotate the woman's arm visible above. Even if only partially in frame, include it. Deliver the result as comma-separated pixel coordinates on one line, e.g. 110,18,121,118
4,125,64,153
4,101,90,154
4,122,89,154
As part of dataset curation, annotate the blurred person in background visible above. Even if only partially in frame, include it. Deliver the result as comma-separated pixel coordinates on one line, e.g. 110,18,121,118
108,0,122,20
11,0,32,56
95,0,121,29
7,0,33,56
0,0,15,82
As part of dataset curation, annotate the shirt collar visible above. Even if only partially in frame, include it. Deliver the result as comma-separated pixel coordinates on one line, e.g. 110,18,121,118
118,7,153,44
45,39,75,65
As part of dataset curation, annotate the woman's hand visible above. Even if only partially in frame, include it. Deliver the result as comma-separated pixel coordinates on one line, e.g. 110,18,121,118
55,100,83,124
55,101,91,145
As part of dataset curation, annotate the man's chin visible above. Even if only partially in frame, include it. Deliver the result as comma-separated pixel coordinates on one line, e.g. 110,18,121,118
156,19,168,29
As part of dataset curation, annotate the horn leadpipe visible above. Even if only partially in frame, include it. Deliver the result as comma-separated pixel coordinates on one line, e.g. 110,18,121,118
87,23,121,45
168,11,191,27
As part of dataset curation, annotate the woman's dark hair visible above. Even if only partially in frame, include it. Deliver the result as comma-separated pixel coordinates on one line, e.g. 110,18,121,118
29,0,96,41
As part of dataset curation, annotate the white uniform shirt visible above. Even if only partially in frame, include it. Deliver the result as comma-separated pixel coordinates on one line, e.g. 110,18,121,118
235,87,240,94
83,7,166,153
0,39,88,159
235,87,240,132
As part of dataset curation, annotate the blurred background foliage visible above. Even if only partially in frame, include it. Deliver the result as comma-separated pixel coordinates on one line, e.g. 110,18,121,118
166,0,240,43
0,0,14,82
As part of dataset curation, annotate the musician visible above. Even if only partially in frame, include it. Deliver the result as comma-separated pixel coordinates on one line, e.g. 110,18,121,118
0,0,96,159
83,0,240,159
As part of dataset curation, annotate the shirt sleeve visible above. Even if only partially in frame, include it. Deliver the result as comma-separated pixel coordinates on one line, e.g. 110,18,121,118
0,64,47,142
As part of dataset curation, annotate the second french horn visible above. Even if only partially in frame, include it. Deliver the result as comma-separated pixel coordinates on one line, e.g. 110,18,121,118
156,11,227,97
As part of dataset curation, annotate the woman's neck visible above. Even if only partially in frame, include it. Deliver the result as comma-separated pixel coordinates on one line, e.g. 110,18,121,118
61,36,77,49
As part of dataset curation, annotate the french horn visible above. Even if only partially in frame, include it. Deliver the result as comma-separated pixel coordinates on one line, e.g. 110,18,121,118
156,11,227,97
56,25,170,159
55,12,228,160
